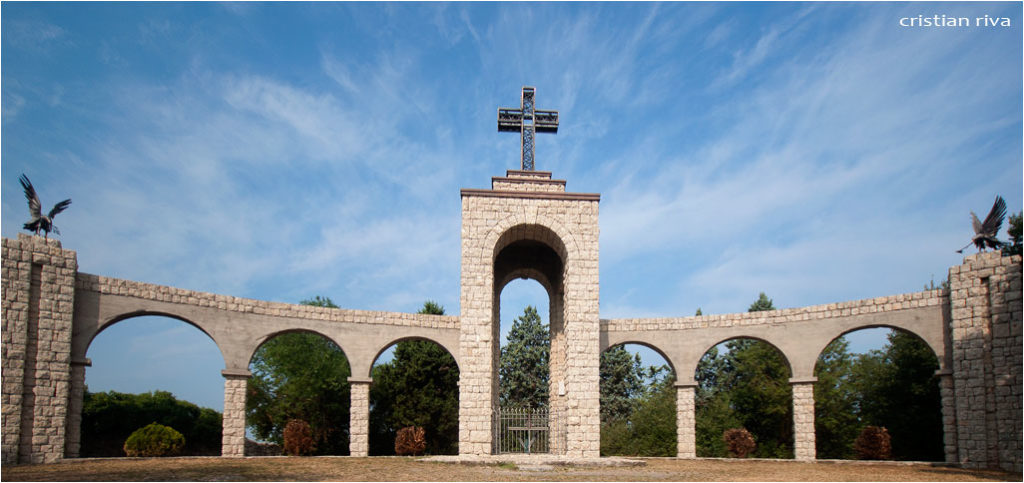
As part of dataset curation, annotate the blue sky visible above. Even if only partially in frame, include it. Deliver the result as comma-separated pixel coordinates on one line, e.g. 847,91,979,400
3,2,1021,412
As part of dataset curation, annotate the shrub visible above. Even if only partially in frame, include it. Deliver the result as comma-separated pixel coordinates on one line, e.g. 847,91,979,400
83,390,222,457
123,422,185,457
282,419,316,456
723,428,756,458
854,426,891,460
395,426,426,456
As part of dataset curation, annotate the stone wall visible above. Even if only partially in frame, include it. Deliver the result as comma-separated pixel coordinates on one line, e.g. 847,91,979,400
1,234,77,464
948,251,1022,472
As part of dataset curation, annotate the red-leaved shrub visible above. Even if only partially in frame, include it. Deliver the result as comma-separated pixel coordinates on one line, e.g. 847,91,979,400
282,419,315,456
854,426,891,460
723,428,757,458
395,426,426,456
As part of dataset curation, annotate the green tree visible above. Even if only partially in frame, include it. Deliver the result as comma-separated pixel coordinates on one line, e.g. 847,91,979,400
599,345,646,423
696,293,793,458
727,338,793,458
748,292,776,312
81,390,221,457
600,344,673,457
853,331,943,461
246,296,351,455
369,301,459,455
1003,211,1022,256
499,306,550,408
626,372,677,456
695,345,741,457
813,336,860,459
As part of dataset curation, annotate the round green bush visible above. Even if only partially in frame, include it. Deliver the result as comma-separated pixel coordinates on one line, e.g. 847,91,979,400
123,422,185,457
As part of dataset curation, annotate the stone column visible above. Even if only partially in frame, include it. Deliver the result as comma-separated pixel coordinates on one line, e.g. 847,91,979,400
221,369,250,458
64,358,90,458
675,382,696,458
937,370,958,463
349,377,371,457
790,378,816,461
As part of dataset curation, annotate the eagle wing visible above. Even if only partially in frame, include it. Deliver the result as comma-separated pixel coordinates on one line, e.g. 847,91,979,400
48,199,71,219
981,196,1007,236
19,174,42,219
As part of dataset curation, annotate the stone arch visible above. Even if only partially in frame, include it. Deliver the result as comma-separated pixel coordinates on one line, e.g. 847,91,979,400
602,340,677,375
489,222,572,454
85,310,227,369
368,336,461,377
496,267,555,296
695,335,794,381
812,325,945,461
245,328,348,368
692,335,796,459
480,214,578,268
813,324,943,372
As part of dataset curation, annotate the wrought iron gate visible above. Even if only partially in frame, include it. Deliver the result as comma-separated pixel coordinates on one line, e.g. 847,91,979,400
493,406,552,454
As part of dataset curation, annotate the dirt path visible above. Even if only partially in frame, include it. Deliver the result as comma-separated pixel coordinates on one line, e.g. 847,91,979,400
3,456,1019,482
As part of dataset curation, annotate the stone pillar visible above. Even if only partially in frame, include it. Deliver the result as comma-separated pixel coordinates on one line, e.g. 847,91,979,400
948,252,1023,472
64,358,90,458
790,378,816,461
1,234,77,465
675,383,696,458
349,377,371,457
937,370,958,463
221,370,250,457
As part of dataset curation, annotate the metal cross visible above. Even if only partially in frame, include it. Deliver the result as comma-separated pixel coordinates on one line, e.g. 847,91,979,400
497,86,559,171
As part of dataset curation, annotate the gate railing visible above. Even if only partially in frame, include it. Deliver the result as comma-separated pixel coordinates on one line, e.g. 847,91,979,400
493,406,552,454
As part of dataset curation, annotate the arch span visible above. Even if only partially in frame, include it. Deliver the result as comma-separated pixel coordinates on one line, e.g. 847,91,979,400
601,337,678,375
369,336,461,375
246,328,348,367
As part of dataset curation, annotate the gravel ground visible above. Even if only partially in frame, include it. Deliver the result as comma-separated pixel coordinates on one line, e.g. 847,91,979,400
3,456,1019,482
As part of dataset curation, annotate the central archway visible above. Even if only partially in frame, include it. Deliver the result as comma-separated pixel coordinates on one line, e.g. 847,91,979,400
492,224,568,454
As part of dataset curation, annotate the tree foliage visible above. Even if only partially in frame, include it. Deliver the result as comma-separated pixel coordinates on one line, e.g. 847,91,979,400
1003,211,1022,256
748,292,776,312
246,296,351,455
814,329,943,461
123,422,185,457
81,390,221,457
369,301,459,456
599,346,646,423
696,293,793,458
600,345,674,456
499,305,550,409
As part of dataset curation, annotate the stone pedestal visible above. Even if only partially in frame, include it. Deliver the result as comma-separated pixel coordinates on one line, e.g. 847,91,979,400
221,370,250,457
675,383,696,458
1,235,77,464
349,378,371,457
947,252,1022,472
791,378,816,461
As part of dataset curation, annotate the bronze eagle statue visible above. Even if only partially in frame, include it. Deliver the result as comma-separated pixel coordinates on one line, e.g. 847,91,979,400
20,174,71,239
956,195,1006,254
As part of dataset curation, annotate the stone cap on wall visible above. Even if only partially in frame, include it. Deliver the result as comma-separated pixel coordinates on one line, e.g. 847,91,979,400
74,272,460,330
601,289,948,332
